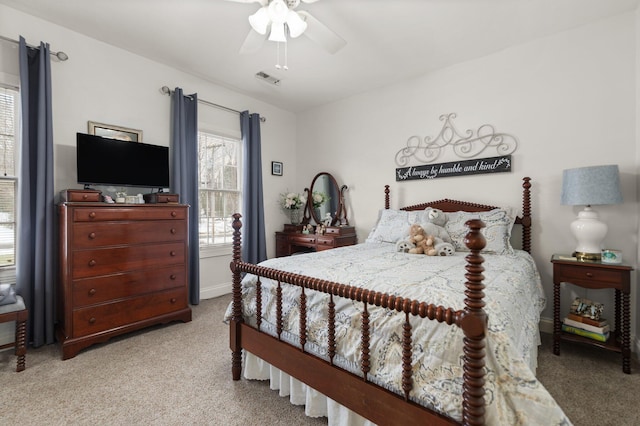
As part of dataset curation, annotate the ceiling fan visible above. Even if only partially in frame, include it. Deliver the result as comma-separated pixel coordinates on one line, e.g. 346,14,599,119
227,0,346,55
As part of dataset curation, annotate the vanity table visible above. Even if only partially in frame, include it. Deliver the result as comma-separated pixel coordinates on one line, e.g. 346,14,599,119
275,224,356,257
275,172,357,258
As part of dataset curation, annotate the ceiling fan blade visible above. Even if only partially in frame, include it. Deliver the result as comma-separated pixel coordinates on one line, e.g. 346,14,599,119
225,0,268,5
297,11,346,54
239,29,267,54
300,0,322,3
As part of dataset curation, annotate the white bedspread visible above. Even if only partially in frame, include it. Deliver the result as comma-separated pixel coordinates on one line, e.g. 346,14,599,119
225,242,571,425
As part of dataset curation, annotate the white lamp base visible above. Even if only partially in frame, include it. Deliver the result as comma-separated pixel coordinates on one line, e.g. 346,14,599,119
570,206,607,261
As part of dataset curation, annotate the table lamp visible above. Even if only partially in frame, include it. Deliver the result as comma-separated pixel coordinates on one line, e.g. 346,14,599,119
561,165,622,261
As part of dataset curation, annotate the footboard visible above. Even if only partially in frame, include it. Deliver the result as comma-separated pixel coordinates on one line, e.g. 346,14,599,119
229,216,488,426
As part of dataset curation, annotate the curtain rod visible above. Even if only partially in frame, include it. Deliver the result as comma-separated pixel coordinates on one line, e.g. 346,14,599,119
160,86,266,123
0,35,69,61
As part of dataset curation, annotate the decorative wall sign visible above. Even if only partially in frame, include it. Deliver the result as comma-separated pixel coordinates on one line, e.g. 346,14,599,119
396,155,511,181
395,113,518,166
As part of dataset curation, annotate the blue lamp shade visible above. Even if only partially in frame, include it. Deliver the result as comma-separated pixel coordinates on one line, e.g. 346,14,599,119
561,165,622,206
560,164,622,261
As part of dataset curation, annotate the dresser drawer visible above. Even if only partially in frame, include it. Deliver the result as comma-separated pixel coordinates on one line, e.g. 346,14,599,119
71,220,186,248
554,264,625,288
71,288,188,338
72,242,185,279
289,234,316,248
62,190,102,202
316,236,336,250
73,266,186,306
73,206,187,222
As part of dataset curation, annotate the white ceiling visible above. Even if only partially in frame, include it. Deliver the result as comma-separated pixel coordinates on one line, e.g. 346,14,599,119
1,0,638,112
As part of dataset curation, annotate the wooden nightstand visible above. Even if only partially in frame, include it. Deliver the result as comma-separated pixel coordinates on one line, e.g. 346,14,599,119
550,254,633,374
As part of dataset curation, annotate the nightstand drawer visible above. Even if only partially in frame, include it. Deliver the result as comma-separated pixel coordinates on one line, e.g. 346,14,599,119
555,264,624,288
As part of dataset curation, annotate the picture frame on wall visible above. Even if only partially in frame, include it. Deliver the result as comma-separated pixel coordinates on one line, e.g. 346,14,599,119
272,161,283,176
88,121,143,142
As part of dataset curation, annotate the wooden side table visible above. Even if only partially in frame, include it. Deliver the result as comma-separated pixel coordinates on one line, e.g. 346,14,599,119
551,254,633,374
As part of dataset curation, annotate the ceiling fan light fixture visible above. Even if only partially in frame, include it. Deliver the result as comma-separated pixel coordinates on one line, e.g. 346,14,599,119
286,11,307,38
267,0,289,24
268,23,287,42
248,6,269,35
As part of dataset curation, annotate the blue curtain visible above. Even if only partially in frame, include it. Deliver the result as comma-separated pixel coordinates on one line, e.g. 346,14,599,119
16,37,56,347
170,88,200,305
240,111,266,264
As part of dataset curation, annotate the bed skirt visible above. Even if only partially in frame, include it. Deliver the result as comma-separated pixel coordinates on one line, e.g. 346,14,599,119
243,350,376,426
242,336,541,426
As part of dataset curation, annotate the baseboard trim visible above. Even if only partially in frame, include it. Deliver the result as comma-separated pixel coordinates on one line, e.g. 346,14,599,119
200,281,231,300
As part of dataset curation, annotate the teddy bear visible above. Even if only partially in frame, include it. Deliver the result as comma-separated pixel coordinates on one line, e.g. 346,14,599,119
395,239,415,253
403,223,438,255
420,209,456,256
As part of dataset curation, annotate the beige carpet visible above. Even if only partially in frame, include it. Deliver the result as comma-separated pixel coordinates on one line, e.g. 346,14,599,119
1,294,638,425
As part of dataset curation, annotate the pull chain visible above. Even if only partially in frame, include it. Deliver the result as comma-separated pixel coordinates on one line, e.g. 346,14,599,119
275,41,289,70
283,42,288,70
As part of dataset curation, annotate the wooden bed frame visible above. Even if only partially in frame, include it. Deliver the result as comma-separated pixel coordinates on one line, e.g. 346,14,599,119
229,177,532,426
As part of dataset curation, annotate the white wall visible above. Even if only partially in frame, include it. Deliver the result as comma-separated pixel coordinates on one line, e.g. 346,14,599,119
0,3,298,310
296,13,638,346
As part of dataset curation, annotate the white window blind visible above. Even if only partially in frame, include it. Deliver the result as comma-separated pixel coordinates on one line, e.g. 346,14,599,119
197,131,242,248
0,86,18,268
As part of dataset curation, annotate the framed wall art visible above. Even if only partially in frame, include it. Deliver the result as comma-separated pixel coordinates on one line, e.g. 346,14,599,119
272,161,283,176
88,121,143,142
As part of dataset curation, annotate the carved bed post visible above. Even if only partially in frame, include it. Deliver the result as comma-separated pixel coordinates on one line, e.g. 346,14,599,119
384,185,390,209
521,177,532,254
230,213,244,380
460,219,487,426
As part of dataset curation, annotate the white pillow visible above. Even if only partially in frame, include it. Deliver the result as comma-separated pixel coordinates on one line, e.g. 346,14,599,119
365,209,427,243
444,208,516,254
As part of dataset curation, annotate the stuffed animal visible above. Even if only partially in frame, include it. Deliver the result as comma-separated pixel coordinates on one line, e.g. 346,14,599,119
421,209,455,256
404,224,437,255
422,209,452,243
396,239,415,253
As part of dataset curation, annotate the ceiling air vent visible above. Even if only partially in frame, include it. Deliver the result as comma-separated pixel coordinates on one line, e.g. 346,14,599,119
255,71,281,86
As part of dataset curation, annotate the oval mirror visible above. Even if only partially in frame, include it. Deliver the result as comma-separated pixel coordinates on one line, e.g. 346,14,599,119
305,172,342,226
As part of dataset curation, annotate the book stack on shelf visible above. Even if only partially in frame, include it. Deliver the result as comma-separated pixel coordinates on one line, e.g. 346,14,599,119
562,314,610,342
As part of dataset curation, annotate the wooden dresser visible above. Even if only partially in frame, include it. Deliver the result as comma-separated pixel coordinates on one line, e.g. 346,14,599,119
57,202,192,359
275,224,357,257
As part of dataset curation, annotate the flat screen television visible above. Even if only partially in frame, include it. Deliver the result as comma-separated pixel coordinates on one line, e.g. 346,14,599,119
76,133,170,189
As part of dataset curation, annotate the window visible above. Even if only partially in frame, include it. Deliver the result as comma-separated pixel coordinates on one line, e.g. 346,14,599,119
197,131,242,249
0,85,18,268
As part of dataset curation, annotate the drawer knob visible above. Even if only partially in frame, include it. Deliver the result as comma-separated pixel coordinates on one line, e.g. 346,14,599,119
170,274,177,280
170,228,177,234
88,232,96,240
82,194,88,200
88,317,96,324
170,251,176,257
89,212,96,219
88,288,96,296
586,272,594,278
88,259,97,267
170,298,177,304
171,211,177,217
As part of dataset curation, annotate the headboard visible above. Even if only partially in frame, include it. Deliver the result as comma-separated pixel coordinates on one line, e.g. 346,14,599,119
384,177,532,253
